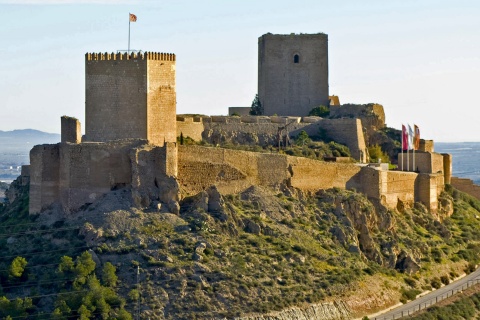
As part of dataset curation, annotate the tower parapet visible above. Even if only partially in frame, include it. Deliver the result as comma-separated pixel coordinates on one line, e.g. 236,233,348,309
85,52,176,61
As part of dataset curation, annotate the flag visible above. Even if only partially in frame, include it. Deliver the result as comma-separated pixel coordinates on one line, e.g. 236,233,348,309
414,124,420,150
408,124,414,150
129,13,137,22
402,125,408,151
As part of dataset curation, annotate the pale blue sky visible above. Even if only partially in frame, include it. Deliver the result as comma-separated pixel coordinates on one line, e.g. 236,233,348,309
1,0,480,142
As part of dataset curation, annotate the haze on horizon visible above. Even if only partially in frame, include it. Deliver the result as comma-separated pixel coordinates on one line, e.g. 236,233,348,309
1,0,479,142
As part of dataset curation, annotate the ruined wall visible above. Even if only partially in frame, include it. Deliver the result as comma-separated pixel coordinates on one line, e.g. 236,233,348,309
30,144,60,213
258,33,329,116
451,177,480,200
178,145,362,195
61,116,81,144
58,140,143,213
290,118,367,162
177,116,204,141
228,107,251,116
85,52,176,146
29,139,177,214
130,142,179,206
178,145,443,211
177,116,367,163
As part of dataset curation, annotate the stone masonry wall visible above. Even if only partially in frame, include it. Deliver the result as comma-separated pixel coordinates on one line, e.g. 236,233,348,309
85,52,176,146
178,145,444,210
258,33,329,116
147,58,176,145
178,145,362,196
177,116,204,141
398,152,447,180
177,116,367,163
58,140,144,213
30,144,60,213
29,139,176,214
85,54,147,142
61,116,81,144
451,177,480,200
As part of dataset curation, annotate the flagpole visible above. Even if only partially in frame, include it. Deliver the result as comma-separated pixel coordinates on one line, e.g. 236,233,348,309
128,13,131,54
401,134,404,171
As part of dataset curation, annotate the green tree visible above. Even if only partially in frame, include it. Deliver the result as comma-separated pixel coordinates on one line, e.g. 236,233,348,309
368,144,389,163
308,105,330,117
249,94,263,115
101,262,118,287
296,130,311,147
8,257,27,279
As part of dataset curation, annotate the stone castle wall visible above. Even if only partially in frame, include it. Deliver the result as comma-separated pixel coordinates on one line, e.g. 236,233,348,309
451,177,480,200
258,33,329,116
176,116,367,163
85,52,176,146
398,152,448,181
178,145,443,211
29,140,178,214
61,116,81,144
177,145,362,195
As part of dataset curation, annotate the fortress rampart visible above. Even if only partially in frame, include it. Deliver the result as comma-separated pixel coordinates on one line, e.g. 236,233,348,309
178,145,444,212
176,115,368,162
29,140,178,214
451,177,480,200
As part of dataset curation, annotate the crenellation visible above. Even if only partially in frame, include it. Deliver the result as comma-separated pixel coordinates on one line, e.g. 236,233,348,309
85,51,176,62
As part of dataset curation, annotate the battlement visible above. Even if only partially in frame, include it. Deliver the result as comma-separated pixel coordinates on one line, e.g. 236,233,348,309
85,51,176,62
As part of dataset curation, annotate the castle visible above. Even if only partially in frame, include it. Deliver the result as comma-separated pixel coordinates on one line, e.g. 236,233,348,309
25,34,452,216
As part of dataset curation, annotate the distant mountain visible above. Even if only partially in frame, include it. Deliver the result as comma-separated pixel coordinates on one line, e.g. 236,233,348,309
0,129,61,171
0,129,60,144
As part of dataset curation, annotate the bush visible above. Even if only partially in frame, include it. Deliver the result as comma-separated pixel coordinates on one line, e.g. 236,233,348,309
308,105,330,117
431,277,442,289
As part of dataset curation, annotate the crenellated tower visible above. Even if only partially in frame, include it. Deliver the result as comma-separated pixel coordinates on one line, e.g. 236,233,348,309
84,52,176,146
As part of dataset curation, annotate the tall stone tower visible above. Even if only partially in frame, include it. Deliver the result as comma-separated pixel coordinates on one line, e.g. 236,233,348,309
258,33,329,116
85,52,176,146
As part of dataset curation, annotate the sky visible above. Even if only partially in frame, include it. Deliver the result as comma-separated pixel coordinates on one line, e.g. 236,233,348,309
1,0,480,142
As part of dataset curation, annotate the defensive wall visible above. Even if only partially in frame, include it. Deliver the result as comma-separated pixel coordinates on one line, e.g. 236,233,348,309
178,145,444,211
29,138,178,214
84,52,176,146
258,33,329,116
451,177,480,200
176,115,368,163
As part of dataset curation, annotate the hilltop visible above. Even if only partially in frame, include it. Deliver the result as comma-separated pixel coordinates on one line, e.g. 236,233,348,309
2,172,480,319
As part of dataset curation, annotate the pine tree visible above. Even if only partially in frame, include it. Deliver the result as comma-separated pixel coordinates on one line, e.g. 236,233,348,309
249,94,263,115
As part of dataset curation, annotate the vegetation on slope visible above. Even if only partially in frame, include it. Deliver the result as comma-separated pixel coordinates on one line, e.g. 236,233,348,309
1,180,480,319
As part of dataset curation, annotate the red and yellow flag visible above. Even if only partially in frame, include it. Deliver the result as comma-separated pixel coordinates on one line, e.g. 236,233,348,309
129,13,137,22
414,124,420,150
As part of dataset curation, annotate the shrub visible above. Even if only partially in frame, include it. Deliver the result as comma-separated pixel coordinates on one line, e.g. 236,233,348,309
431,277,442,289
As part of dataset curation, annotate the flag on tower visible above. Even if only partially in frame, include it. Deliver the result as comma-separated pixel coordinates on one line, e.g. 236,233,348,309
414,124,420,150
408,124,414,150
129,13,137,22
402,125,408,151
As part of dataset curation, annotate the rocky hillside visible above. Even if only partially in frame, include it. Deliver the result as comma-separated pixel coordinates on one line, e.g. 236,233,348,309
1,177,480,319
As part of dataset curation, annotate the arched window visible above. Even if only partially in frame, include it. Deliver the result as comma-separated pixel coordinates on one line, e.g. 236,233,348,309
294,54,299,63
